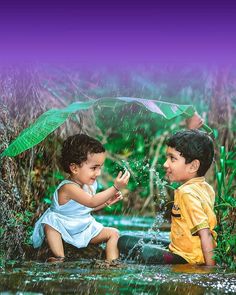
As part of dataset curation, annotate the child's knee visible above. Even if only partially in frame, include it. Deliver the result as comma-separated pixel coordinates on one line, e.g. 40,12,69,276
44,224,50,233
44,224,59,236
109,228,120,239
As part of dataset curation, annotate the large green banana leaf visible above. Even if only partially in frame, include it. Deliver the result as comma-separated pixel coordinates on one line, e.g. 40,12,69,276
0,97,212,158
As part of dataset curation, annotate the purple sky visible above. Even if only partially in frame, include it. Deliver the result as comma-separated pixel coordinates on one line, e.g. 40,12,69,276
0,0,235,64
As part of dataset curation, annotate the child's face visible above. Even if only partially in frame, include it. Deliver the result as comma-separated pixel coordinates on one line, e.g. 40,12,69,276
71,152,106,186
164,147,196,183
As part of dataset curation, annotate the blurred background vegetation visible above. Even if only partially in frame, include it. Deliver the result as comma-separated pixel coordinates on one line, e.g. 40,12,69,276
0,63,235,269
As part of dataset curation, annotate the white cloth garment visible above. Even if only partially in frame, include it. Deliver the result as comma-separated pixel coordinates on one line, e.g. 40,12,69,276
31,180,103,249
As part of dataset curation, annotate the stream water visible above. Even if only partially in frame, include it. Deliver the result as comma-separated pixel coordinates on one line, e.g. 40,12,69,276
1,215,235,295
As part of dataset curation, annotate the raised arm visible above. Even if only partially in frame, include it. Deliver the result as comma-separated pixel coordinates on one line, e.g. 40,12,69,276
59,171,130,208
186,112,203,129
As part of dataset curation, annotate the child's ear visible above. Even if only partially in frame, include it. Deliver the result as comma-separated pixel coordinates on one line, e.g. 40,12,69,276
69,163,78,174
190,159,200,174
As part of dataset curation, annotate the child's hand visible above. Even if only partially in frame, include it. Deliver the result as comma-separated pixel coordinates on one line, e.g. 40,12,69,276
114,170,130,190
106,192,123,206
186,112,204,129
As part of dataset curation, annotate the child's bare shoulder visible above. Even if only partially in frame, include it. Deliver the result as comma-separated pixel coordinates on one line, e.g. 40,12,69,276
59,182,81,194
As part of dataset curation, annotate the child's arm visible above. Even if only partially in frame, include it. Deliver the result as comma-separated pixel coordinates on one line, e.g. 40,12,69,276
186,112,203,129
59,171,130,207
198,228,216,266
92,192,123,211
92,204,106,211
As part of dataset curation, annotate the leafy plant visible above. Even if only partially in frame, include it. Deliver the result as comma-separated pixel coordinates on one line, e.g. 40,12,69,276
214,146,236,270
0,97,206,158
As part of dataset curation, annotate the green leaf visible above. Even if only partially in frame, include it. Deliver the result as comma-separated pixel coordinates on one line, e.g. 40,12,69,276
0,100,94,158
220,146,226,157
0,97,211,158
227,169,236,190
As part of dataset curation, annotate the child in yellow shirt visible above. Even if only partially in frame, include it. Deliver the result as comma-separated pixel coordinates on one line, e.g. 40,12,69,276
118,129,216,265
164,129,217,265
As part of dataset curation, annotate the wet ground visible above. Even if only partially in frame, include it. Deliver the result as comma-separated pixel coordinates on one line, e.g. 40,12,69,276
0,215,235,295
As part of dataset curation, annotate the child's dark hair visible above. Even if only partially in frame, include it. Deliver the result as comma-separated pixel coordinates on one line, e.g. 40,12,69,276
59,134,105,173
166,129,214,176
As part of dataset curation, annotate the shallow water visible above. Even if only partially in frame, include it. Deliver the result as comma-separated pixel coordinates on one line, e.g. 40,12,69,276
1,215,235,295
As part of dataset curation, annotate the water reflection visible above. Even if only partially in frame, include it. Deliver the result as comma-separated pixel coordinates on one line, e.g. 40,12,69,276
171,264,216,274
1,215,236,295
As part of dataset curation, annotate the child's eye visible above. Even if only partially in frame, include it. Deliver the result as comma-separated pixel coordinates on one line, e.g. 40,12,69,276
91,165,102,171
170,156,176,162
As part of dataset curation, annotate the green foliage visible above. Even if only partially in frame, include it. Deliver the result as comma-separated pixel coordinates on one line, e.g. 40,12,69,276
104,200,123,214
42,170,65,205
1,97,200,158
214,146,236,270
0,227,5,238
2,210,35,246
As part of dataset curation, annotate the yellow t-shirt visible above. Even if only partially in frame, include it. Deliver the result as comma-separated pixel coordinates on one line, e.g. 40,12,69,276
169,177,217,264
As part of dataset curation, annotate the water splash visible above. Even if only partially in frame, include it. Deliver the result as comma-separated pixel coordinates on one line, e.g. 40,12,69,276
124,163,169,261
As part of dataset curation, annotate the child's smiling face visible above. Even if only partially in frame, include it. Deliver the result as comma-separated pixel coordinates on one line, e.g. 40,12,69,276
70,152,106,186
163,147,197,183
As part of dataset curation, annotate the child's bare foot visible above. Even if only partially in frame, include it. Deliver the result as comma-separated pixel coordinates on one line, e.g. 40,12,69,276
109,258,124,267
46,256,65,263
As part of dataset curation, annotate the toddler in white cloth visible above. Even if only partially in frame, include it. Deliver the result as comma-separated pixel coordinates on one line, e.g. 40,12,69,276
32,134,130,262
